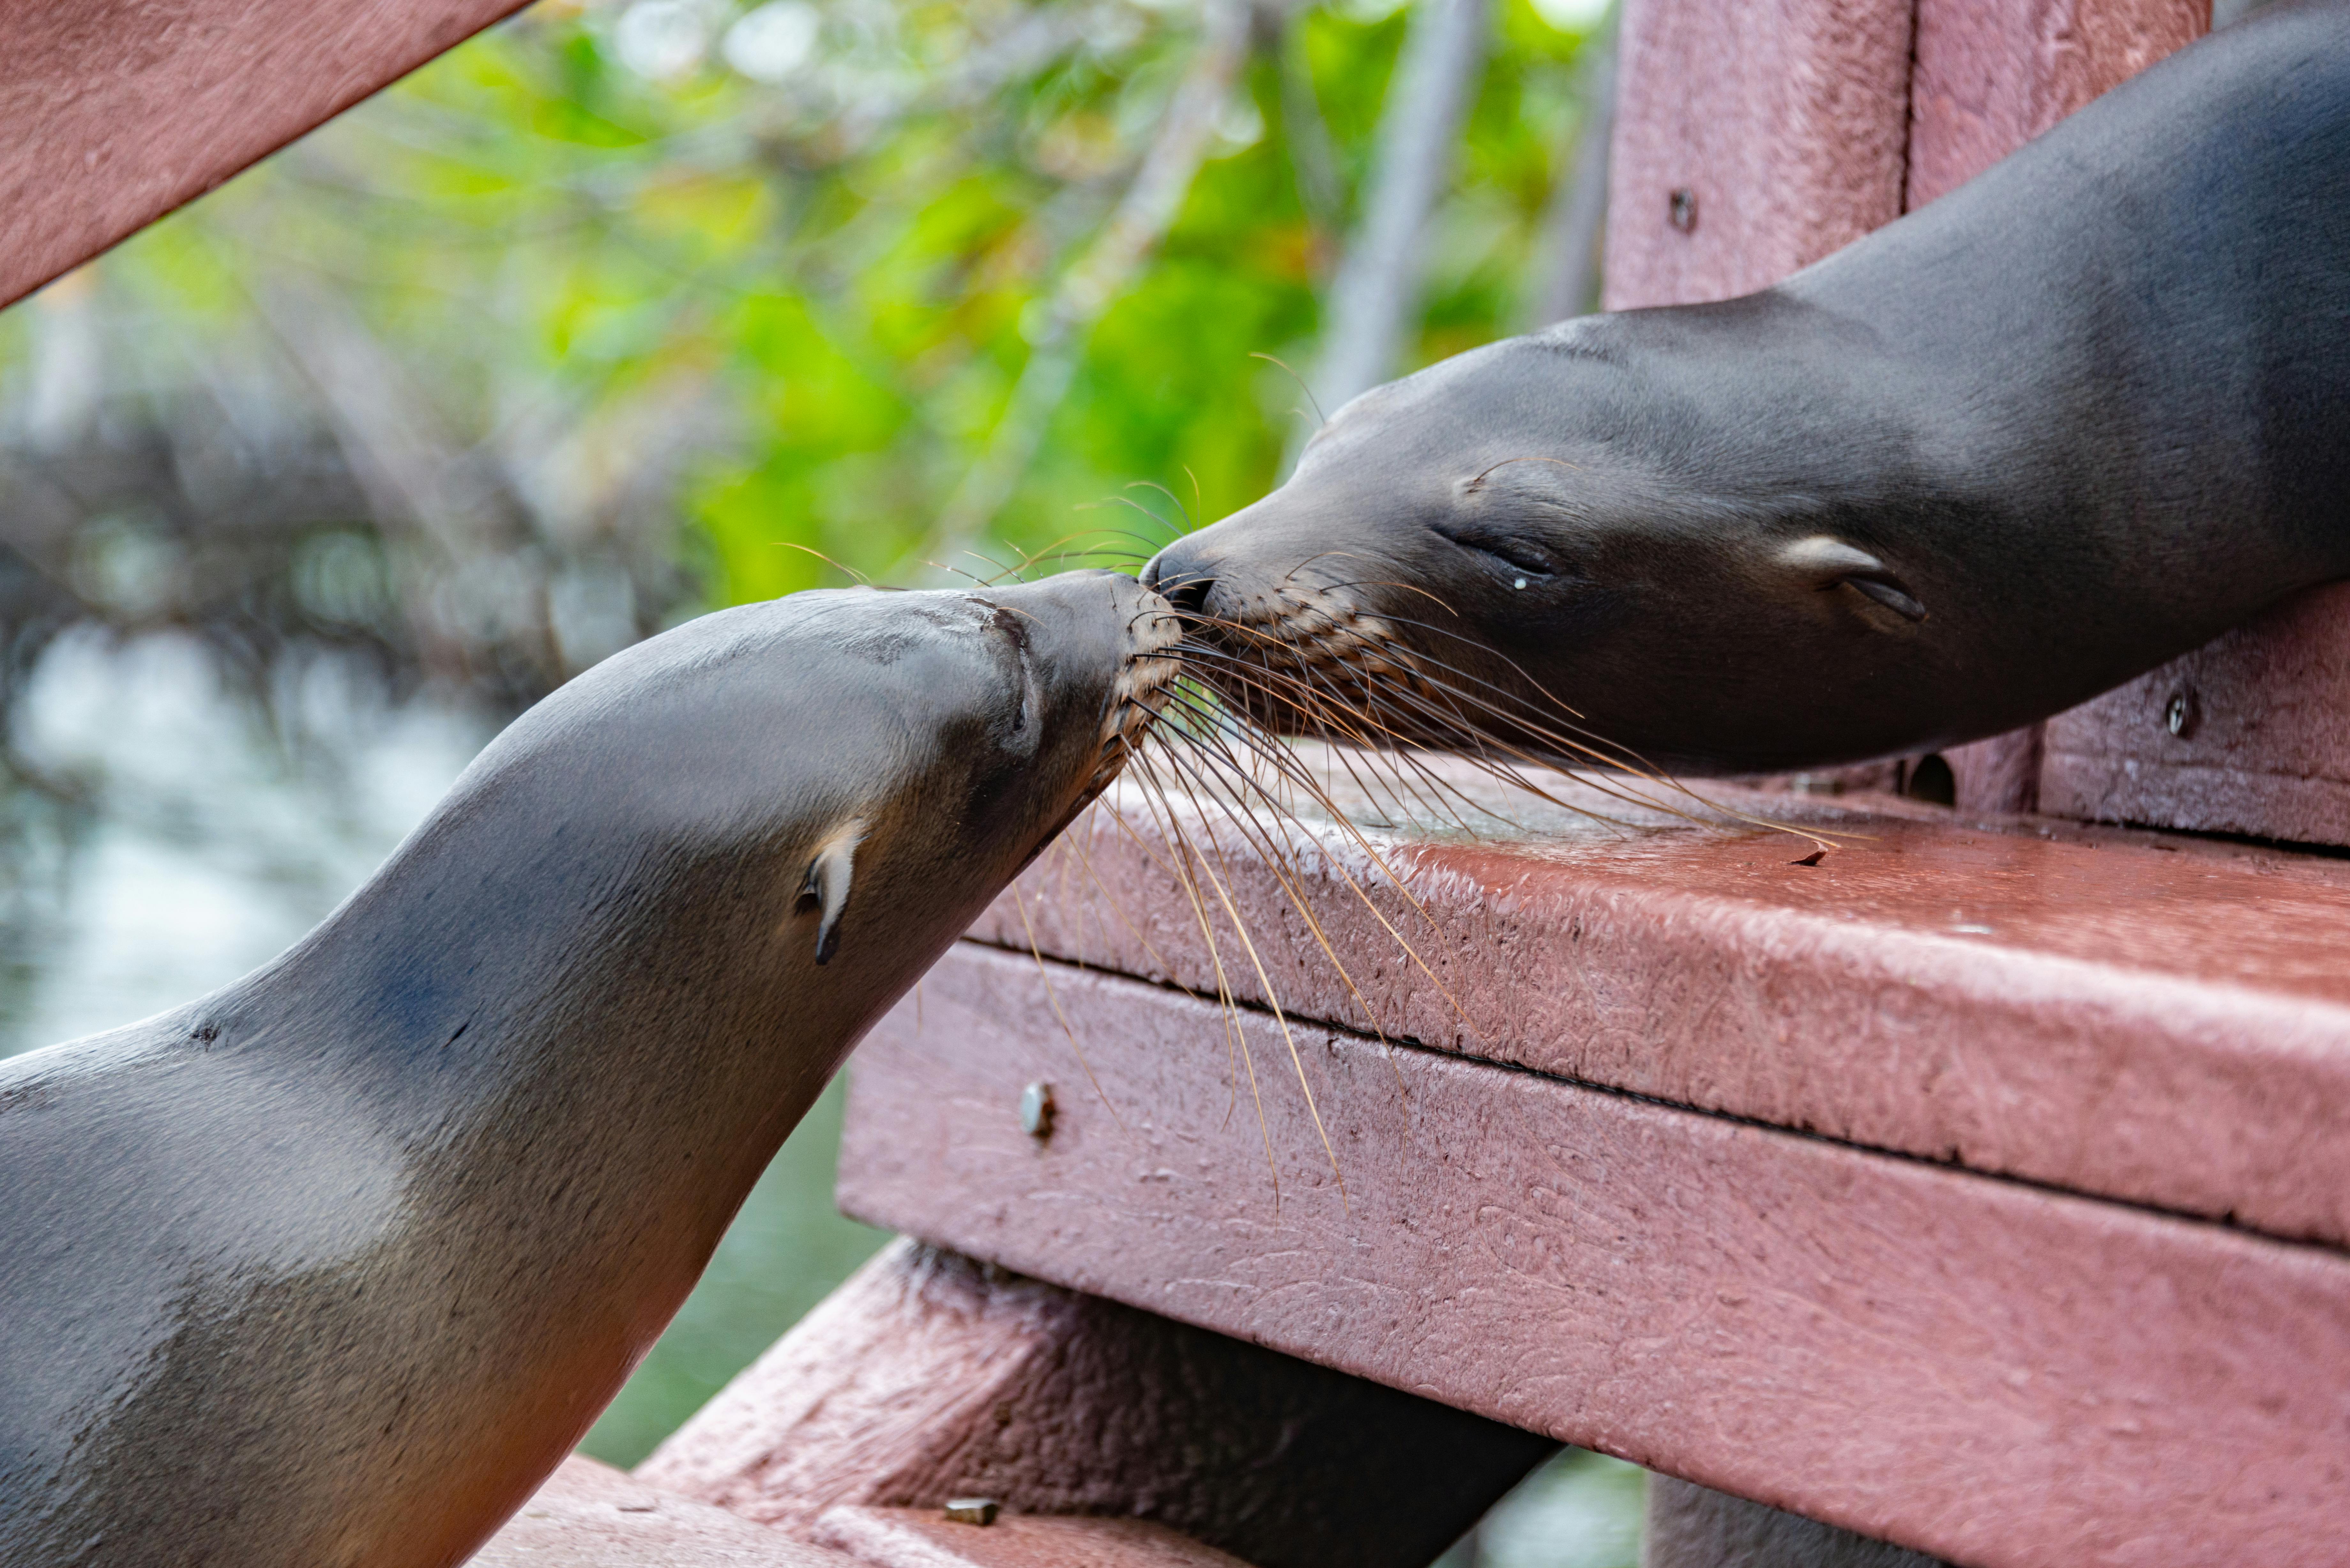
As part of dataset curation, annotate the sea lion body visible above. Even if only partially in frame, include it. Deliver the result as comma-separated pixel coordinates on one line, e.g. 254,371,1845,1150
0,573,1175,1567
1146,2,2350,774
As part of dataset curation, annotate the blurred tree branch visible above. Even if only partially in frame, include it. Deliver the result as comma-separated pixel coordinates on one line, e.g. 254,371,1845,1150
1526,4,1615,328
1305,0,1491,426
916,0,1256,582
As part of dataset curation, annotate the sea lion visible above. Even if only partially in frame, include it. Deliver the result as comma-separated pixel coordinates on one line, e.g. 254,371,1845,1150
1142,1,2350,776
0,571,1178,1568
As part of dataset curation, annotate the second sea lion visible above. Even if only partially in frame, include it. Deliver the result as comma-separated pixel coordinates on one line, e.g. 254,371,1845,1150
0,572,1177,1568
1142,2,2350,776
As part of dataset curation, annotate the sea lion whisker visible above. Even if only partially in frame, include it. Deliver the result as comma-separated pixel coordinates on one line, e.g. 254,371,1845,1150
1161,648,1394,756
1126,755,1281,1202
1142,751,1350,1211
1075,494,1187,540
1126,479,1196,534
1140,731,1412,1103
773,541,875,586
1147,698,1469,969
1249,351,1326,427
1313,603,1600,727
1277,572,1462,622
1464,454,1586,491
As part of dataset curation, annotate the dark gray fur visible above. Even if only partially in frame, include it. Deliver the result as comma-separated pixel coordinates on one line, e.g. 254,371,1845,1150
0,571,1170,1567
1147,1,2350,773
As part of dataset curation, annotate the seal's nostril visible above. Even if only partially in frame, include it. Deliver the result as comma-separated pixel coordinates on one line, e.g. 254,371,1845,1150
1145,554,1214,617
1159,573,1213,617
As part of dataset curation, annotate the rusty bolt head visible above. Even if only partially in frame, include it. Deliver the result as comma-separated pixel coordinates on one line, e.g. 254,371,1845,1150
944,1498,1001,1526
1019,1081,1054,1138
1669,188,1698,232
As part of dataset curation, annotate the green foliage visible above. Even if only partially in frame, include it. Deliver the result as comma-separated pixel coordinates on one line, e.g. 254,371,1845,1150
78,0,1607,608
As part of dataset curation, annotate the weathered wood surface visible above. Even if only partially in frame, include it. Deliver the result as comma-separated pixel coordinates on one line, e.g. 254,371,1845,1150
811,1507,1259,1568
1905,0,2208,207
639,1237,1547,1568
0,0,532,311
470,1457,857,1567
837,938,2350,1568
976,775,2350,1246
2043,584,2350,843
1602,0,1917,309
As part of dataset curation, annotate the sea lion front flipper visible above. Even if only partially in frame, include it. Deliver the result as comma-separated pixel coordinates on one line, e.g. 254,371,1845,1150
798,817,866,965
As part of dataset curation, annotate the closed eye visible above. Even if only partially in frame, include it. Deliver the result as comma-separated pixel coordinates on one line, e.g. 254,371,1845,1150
1433,522,1559,580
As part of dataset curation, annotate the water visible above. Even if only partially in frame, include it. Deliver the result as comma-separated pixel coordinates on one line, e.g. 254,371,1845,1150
0,631,1640,1557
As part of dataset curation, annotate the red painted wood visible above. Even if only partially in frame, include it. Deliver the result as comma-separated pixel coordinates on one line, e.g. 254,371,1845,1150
1601,0,1916,309
810,1508,1258,1568
638,1238,1545,1568
981,777,2350,1246
470,1457,857,1567
2042,585,2350,845
0,0,531,310
838,941,2350,1568
1905,0,2208,207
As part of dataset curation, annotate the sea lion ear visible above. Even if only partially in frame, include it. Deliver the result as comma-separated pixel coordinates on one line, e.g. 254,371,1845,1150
796,818,866,965
1776,536,1927,622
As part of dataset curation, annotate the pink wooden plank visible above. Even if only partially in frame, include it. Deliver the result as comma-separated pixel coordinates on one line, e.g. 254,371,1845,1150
470,1457,858,1567
0,0,531,310
639,1238,1543,1568
2042,585,2350,844
811,1508,1259,1568
986,777,2350,1246
838,942,2350,1568
1905,0,2208,207
1601,0,1916,309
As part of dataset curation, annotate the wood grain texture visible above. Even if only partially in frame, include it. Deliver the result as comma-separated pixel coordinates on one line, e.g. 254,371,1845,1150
638,1238,1547,1568
0,0,531,309
810,1508,1259,1568
838,942,2350,1568
985,776,2350,1246
2042,585,2350,845
1905,0,2209,207
469,1458,858,1567
1602,0,1916,308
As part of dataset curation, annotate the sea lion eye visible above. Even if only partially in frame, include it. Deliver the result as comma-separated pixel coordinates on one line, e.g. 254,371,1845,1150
1434,521,1558,581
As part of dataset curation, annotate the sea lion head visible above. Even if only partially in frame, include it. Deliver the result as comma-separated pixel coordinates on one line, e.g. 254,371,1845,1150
1141,321,1954,775
428,567,1181,1011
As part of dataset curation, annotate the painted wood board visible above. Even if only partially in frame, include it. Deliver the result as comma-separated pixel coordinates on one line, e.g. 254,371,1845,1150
837,941,2350,1568
978,775,2350,1247
810,1508,1260,1568
640,1238,1546,1568
470,1457,858,1567
1602,0,1916,309
1,0,531,310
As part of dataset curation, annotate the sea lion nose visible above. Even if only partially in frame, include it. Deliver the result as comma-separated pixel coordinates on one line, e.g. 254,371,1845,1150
1141,547,1215,617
